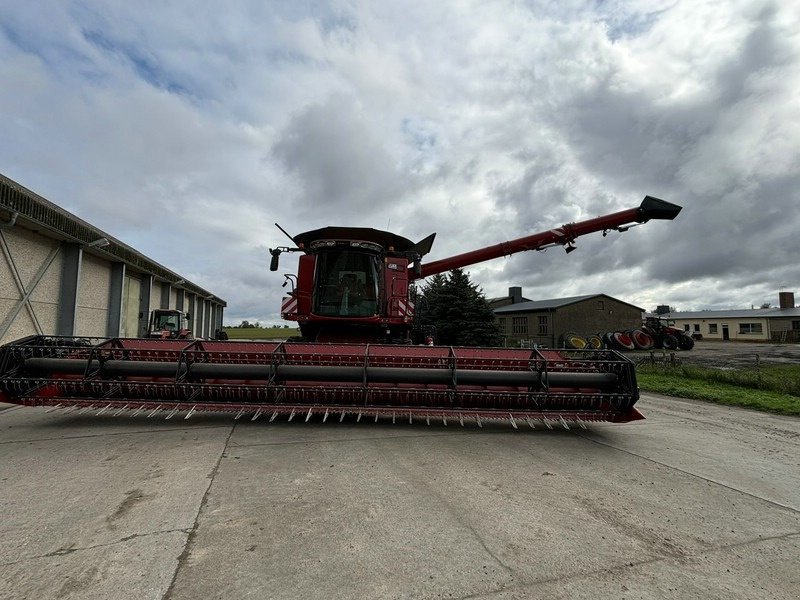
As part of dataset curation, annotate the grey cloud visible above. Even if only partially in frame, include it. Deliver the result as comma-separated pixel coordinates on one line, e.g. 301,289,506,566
528,4,800,294
271,95,409,221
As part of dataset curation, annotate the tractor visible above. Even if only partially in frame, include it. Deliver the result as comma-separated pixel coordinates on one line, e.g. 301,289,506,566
146,309,193,339
642,316,695,350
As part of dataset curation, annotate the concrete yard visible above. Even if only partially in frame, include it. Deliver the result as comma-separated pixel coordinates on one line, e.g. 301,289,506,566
1,395,798,600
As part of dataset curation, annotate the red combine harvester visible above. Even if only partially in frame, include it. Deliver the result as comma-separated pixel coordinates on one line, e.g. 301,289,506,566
0,196,680,427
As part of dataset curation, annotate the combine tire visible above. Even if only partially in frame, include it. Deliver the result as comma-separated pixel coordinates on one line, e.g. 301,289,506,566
612,332,636,351
630,329,654,350
661,334,678,350
678,335,695,350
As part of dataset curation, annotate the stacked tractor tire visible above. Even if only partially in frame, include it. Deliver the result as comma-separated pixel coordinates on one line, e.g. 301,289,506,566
561,323,694,352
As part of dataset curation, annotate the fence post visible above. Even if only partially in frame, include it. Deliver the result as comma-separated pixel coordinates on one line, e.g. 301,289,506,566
755,354,762,388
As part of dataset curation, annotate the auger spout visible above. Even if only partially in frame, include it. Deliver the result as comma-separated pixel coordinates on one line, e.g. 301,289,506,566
414,196,681,280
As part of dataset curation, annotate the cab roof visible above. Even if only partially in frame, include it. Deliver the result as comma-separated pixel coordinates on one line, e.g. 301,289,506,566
293,227,416,252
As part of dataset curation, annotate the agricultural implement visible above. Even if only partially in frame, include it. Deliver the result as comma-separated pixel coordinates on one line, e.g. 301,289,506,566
0,196,681,427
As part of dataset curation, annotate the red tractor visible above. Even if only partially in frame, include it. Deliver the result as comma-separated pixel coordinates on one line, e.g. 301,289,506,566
146,309,193,340
642,317,695,350
0,196,681,427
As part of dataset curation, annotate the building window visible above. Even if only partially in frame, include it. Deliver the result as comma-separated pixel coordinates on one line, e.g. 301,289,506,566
538,316,548,335
498,318,506,332
512,317,527,334
597,300,604,310
684,324,690,332
708,323,718,334
693,324,700,332
792,320,800,331
738,323,763,334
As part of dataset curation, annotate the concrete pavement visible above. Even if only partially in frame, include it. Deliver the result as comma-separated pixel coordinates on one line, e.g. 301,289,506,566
1,395,798,599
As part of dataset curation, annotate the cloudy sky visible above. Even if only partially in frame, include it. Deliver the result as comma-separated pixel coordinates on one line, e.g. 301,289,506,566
1,0,798,324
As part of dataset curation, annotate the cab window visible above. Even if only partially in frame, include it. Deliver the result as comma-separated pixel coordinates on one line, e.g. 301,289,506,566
314,251,379,317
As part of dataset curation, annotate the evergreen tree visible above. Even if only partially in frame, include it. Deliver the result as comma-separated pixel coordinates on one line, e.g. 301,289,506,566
417,268,502,346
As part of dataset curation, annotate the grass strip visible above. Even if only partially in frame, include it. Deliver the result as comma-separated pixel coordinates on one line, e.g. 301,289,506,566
637,370,800,416
222,327,300,340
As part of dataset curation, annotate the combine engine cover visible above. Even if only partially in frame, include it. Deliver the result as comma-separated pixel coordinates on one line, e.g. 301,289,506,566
0,336,642,427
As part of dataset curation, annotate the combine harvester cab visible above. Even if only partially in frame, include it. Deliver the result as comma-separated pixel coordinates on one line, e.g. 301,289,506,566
0,196,681,427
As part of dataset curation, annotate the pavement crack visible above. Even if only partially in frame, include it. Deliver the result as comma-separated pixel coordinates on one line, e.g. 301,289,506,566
376,445,518,581
452,530,800,599
461,522,517,580
0,528,192,567
574,431,800,514
161,421,236,600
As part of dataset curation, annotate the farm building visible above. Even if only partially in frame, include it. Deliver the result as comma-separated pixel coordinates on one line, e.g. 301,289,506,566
660,292,800,342
488,286,530,309
1,173,226,344
492,289,644,347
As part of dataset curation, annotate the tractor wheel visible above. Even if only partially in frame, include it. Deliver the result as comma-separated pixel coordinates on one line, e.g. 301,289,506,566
602,332,618,349
662,334,679,350
631,329,654,350
678,334,695,350
563,332,587,349
586,335,603,349
613,332,636,351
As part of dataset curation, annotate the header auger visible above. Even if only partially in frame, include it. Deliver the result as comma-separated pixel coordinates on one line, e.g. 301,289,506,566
0,196,681,428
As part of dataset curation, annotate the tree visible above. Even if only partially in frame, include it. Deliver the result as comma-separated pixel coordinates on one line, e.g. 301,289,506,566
416,268,502,346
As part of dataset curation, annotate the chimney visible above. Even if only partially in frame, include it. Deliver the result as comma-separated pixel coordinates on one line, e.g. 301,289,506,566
509,287,522,304
779,291,795,309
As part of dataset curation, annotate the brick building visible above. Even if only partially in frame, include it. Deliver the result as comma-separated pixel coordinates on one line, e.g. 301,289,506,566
493,289,643,347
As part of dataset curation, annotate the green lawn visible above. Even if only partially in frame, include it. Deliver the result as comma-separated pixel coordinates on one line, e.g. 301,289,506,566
222,327,300,340
636,364,800,416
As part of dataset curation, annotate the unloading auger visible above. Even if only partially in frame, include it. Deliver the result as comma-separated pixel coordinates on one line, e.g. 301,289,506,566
0,196,681,427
